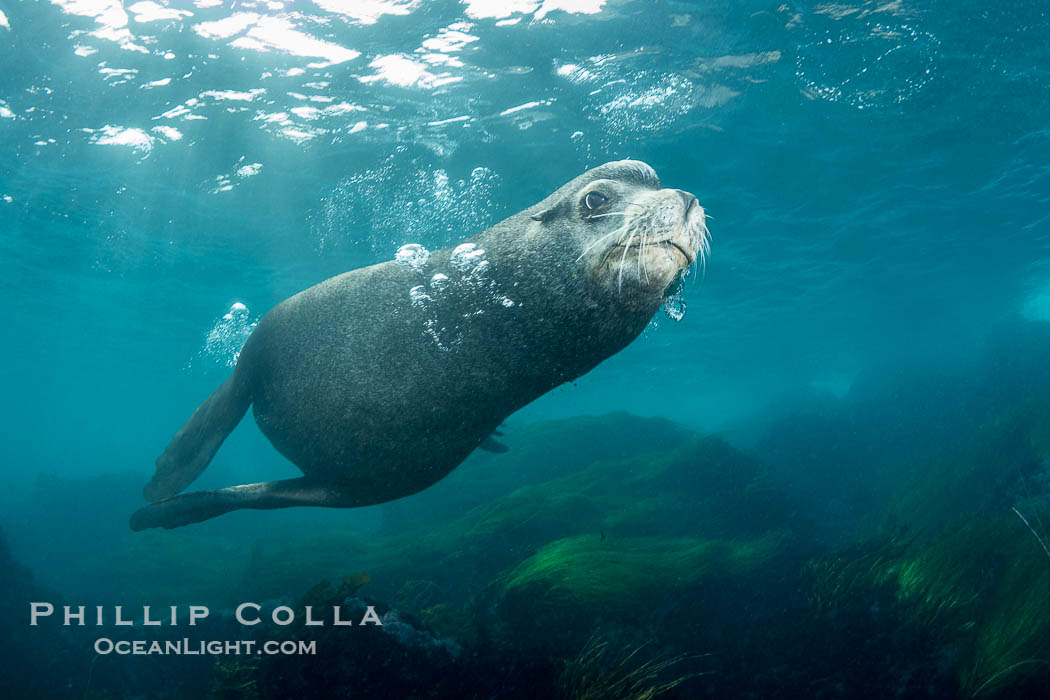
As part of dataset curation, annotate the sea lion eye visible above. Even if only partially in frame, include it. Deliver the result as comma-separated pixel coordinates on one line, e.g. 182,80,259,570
584,192,608,210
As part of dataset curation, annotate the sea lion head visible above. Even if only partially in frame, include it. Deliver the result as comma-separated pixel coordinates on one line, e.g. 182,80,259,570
528,160,709,305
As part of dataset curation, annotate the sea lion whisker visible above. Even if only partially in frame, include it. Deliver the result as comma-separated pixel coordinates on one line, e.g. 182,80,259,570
576,224,630,262
635,234,644,281
634,229,644,276
684,221,709,286
617,210,649,247
638,235,646,285
586,212,632,219
695,226,710,282
617,231,637,292
638,230,651,284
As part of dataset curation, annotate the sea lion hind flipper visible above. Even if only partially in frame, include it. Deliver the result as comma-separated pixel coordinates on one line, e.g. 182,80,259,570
143,373,252,503
130,478,342,530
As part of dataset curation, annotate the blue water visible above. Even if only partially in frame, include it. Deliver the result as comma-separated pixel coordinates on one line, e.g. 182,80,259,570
2,1,1049,698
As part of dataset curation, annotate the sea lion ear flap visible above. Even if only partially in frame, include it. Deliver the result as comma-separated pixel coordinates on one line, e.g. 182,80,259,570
530,200,565,223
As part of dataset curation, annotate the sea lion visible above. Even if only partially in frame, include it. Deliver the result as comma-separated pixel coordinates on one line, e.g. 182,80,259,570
131,160,709,530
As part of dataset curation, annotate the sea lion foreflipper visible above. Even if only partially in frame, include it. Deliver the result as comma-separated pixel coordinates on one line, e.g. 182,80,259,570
479,437,509,453
130,478,341,530
143,373,252,503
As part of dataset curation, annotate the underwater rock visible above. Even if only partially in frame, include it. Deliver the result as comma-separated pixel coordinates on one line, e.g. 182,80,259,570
295,571,371,613
250,585,554,700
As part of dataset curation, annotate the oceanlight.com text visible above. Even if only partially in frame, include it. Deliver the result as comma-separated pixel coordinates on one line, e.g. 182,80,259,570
93,638,317,656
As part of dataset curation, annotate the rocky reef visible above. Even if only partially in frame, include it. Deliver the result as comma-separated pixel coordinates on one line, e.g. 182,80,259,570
9,320,1050,698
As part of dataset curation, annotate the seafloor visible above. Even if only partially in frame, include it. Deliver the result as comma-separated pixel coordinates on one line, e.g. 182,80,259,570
5,318,1050,700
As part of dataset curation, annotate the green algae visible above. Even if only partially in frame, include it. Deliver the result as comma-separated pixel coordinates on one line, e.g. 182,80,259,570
556,634,701,700
501,531,789,609
957,515,1050,696
806,389,1050,696
210,656,261,700
813,471,1050,693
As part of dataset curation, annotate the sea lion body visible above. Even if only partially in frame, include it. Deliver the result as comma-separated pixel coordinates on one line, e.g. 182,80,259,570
132,160,708,530
244,245,645,503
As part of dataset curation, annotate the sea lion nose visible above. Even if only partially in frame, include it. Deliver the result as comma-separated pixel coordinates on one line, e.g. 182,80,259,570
675,189,697,213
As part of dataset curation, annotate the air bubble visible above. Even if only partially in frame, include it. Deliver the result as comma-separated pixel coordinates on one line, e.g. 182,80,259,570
663,292,686,322
406,240,515,352
194,302,258,369
313,163,501,255
450,243,486,271
395,243,430,270
430,273,450,292
409,285,432,306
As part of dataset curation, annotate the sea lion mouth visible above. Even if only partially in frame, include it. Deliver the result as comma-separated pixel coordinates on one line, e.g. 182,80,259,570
603,239,695,268
652,239,695,265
